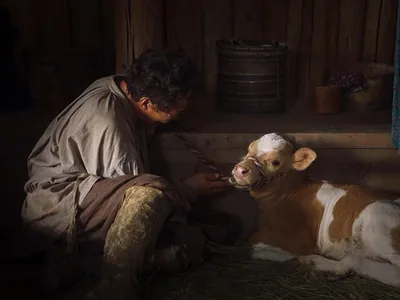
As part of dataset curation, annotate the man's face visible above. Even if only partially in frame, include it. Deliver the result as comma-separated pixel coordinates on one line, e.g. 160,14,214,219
149,98,188,124
139,93,190,124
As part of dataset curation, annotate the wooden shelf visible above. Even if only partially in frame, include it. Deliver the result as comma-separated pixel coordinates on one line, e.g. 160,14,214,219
179,93,392,133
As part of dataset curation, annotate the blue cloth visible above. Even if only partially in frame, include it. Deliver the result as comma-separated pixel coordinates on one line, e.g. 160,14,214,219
392,0,400,151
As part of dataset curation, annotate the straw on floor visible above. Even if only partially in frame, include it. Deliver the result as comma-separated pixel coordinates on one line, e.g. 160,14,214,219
54,243,400,300
145,244,400,300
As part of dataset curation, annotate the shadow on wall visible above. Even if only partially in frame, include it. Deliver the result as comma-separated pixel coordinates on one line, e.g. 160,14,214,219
0,109,53,242
0,6,32,112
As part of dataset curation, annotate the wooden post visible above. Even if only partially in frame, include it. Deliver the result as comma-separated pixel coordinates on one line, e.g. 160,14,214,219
114,0,133,73
132,0,165,58
114,0,165,73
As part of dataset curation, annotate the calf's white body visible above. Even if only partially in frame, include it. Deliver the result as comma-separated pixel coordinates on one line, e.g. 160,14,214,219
231,133,400,287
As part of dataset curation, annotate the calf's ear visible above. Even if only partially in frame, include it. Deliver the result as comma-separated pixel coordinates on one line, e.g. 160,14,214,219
292,147,317,171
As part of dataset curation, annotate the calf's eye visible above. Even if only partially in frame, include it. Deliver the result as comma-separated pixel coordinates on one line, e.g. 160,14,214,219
272,160,281,167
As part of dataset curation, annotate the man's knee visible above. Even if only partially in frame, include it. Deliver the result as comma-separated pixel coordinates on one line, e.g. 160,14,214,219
127,174,182,209
121,180,176,221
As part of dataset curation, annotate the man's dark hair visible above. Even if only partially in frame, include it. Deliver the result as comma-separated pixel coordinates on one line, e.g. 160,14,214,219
125,49,198,112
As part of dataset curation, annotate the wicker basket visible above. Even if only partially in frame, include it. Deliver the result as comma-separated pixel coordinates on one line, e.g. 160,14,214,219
344,62,394,111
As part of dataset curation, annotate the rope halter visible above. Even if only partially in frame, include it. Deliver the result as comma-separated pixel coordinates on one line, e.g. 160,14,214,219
229,156,285,191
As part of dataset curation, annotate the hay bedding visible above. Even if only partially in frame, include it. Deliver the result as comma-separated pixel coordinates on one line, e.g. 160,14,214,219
144,245,400,300
55,245,400,300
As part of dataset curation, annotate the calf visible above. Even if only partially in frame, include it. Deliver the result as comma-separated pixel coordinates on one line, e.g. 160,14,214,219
229,133,400,287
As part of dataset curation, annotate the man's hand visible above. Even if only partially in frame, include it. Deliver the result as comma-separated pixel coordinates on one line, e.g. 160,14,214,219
188,173,232,197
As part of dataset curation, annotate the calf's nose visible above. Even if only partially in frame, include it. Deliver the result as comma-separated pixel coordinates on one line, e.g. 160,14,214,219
234,165,250,177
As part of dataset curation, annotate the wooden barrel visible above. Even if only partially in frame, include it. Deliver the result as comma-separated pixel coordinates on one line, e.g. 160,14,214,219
216,39,288,114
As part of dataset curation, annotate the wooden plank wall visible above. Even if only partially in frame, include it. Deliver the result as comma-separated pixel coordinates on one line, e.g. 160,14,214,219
160,0,398,110
2,0,398,112
1,0,115,113
0,0,115,237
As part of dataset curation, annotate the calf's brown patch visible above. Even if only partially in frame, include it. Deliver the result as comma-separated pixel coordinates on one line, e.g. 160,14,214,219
250,181,324,256
328,185,383,242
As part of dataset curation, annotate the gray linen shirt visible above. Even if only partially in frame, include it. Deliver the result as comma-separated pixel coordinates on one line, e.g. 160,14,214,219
12,76,196,257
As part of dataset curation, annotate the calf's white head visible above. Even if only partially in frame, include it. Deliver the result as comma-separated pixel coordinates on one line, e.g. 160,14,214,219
229,133,317,191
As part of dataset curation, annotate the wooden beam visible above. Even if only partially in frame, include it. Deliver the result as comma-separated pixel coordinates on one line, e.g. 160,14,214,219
296,0,314,110
308,0,329,109
165,0,203,78
233,0,264,39
325,0,341,72
132,0,165,58
114,0,133,73
286,0,303,109
114,0,165,73
362,0,382,62
100,0,116,74
337,0,366,65
203,0,233,95
155,132,393,151
376,0,398,64
264,0,289,42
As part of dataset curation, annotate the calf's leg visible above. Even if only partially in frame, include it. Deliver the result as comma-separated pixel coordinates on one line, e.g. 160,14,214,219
358,201,400,268
251,243,295,262
298,254,400,287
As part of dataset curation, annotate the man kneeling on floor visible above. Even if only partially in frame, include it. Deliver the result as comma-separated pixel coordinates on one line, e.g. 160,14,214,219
10,49,233,299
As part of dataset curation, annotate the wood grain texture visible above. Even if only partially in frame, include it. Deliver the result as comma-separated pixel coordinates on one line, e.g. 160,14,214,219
100,0,116,74
6,0,398,112
203,0,233,95
337,0,366,66
264,0,289,42
166,0,203,78
325,0,341,72
233,0,264,39
362,0,382,62
114,0,134,73
296,0,314,109
309,0,329,109
286,0,303,108
161,148,400,165
376,0,398,64
69,0,101,51
157,132,393,150
34,0,71,50
132,0,165,59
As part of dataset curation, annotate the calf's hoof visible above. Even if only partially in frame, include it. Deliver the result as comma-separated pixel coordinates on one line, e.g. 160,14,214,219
296,254,353,278
296,255,317,267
